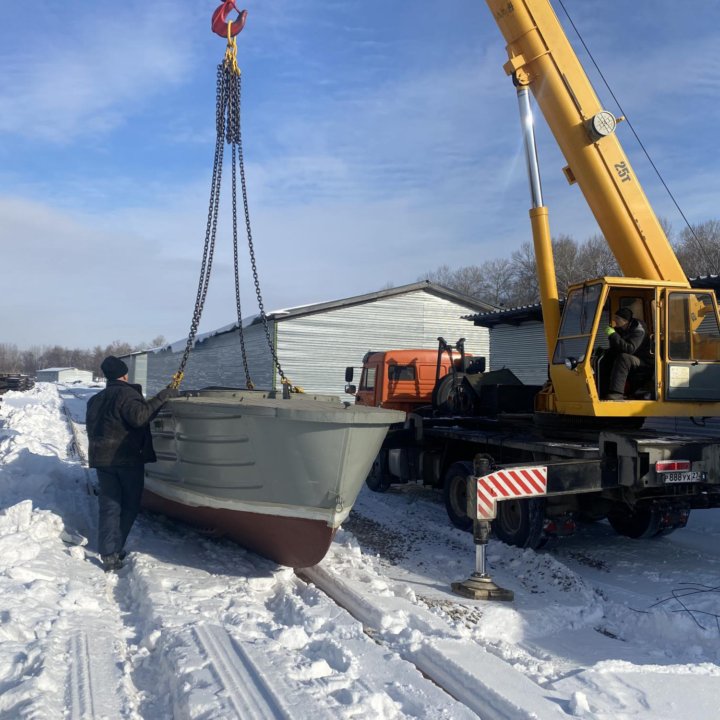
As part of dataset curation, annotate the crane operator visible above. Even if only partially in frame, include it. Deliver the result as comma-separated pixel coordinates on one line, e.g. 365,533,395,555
603,307,653,401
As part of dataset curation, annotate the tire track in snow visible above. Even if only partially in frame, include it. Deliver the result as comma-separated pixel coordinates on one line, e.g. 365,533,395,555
68,630,95,719
67,628,124,720
299,565,565,720
193,624,321,720
122,523,478,719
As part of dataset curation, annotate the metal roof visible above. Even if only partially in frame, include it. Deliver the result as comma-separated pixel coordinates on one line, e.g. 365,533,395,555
260,281,497,322
465,302,559,328
37,367,89,372
153,281,495,352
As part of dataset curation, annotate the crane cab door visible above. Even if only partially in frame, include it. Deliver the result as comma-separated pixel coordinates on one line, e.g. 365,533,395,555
590,286,658,401
663,289,720,402
550,281,663,408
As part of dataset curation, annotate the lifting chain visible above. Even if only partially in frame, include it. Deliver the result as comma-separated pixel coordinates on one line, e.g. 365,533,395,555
172,24,297,393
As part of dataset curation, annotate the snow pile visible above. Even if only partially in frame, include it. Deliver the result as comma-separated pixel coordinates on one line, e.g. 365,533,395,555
0,383,719,718
0,385,474,718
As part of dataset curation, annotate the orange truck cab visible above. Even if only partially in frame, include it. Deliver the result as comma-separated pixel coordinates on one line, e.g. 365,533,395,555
345,348,469,414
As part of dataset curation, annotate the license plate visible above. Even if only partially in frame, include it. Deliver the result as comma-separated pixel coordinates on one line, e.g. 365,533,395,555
659,471,702,484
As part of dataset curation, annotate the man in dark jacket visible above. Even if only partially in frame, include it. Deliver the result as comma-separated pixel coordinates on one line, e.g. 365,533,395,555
604,307,653,400
86,356,177,571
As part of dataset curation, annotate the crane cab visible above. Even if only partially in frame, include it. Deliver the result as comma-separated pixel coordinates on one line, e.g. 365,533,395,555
544,278,720,418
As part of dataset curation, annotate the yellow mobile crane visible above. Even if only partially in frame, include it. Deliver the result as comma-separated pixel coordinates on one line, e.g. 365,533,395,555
451,0,720,598
487,0,720,422
344,0,720,598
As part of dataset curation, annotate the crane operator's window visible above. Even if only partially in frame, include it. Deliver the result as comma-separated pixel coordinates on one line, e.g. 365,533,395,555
552,284,602,365
388,365,416,382
667,292,720,362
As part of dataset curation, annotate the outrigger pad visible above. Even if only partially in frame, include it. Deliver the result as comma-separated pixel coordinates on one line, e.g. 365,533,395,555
451,574,514,602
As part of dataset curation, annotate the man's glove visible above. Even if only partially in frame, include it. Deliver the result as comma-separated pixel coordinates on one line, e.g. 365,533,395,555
158,387,180,401
605,326,616,336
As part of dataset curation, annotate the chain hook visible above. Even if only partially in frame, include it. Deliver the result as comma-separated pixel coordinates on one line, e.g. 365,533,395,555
211,1,247,38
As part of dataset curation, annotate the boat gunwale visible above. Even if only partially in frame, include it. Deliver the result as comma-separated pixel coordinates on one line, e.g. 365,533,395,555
166,397,405,425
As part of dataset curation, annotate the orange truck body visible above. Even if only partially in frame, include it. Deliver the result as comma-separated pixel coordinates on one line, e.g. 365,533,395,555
350,349,461,414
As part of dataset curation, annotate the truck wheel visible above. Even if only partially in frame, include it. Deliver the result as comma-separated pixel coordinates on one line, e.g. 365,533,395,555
491,497,546,549
443,461,473,531
607,504,660,539
365,452,392,493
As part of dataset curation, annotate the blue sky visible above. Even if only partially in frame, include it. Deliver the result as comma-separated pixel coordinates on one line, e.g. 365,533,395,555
2,0,719,348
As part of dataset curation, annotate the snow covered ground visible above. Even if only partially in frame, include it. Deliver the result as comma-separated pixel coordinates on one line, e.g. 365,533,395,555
0,383,719,718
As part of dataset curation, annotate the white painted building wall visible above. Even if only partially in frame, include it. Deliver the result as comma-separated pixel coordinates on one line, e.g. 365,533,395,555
36,368,94,384
275,292,490,397
126,286,491,397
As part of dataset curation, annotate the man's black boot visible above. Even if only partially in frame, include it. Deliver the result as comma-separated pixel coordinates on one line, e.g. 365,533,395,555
101,553,123,572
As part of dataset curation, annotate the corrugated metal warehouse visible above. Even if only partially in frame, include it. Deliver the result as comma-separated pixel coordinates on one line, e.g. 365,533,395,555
36,367,94,384
125,281,495,397
469,303,550,386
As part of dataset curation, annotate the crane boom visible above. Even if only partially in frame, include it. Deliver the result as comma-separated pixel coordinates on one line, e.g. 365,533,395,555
486,0,687,284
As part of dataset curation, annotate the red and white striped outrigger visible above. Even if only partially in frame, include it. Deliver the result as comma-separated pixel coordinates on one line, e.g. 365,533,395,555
475,466,548,521
453,462,549,601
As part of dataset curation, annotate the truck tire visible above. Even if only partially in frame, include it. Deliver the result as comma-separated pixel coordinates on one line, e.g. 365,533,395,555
607,504,661,539
491,497,546,549
365,451,392,493
443,461,473,531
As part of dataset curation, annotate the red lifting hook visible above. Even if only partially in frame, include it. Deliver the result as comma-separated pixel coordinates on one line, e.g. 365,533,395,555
211,1,247,38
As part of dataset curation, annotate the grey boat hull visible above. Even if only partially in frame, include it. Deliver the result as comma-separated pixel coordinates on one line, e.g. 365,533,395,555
144,389,404,567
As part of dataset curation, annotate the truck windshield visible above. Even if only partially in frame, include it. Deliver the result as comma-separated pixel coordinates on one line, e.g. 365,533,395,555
552,284,602,365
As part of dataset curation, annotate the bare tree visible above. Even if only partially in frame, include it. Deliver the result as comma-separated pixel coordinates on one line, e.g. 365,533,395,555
658,216,674,245
448,266,486,298
421,265,457,289
423,231,628,308
576,234,620,279
674,220,720,278
105,340,134,358
551,234,581,296
509,242,540,305
0,344,22,373
476,258,516,307
421,265,486,300
137,335,169,351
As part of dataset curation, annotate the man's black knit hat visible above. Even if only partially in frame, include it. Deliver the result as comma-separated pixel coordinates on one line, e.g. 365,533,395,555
101,356,128,380
615,307,633,321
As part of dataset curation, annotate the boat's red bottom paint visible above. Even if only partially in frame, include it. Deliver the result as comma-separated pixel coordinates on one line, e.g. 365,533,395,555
142,489,336,568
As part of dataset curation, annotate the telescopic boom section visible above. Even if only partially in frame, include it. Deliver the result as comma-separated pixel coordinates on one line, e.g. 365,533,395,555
486,0,687,284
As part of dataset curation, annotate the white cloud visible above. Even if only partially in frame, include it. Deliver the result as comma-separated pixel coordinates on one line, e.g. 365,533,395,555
2,0,720,350
0,1,199,142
